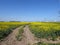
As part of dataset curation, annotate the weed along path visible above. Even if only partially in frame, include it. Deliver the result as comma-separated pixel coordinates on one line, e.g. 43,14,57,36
0,26,26,45
23,25,38,45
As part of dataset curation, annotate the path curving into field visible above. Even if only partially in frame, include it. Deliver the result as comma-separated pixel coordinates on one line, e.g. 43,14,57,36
23,25,38,45
0,26,26,45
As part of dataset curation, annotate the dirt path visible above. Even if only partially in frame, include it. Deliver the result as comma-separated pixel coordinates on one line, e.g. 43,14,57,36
38,38,60,44
23,25,37,45
0,25,37,45
0,26,26,45
1,25,60,45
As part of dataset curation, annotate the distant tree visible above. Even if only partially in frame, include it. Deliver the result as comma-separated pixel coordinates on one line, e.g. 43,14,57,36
9,21,21,22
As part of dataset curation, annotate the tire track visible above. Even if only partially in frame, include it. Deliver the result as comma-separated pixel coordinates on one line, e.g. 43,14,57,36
23,25,37,45
0,26,26,45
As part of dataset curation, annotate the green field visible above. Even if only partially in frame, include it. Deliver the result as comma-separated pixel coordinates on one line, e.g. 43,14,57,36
0,22,27,40
29,22,60,41
0,22,60,45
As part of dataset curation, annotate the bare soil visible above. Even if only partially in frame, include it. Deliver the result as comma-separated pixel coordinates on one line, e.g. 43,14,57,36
37,38,60,44
23,25,37,45
0,26,26,45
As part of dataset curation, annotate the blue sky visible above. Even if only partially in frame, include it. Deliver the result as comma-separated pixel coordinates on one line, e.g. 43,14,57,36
0,0,60,21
